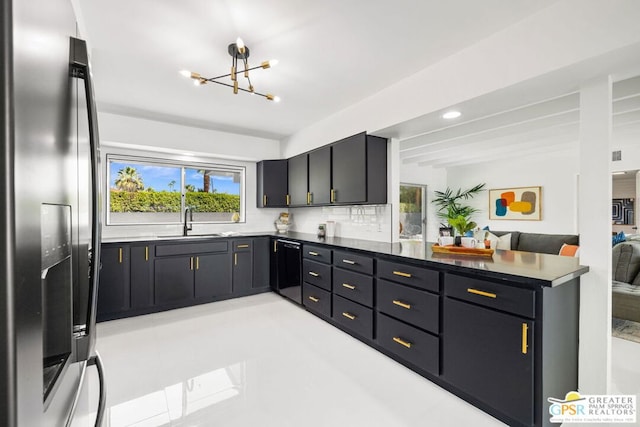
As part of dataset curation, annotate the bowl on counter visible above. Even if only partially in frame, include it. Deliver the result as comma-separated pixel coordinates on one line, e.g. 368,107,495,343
275,222,290,233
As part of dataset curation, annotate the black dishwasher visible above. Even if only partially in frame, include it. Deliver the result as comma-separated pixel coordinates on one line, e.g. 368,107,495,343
276,239,302,304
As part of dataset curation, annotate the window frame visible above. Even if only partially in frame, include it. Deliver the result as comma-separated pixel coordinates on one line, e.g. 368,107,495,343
106,154,246,226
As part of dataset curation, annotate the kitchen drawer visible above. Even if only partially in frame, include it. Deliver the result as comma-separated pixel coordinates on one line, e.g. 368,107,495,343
444,273,535,319
303,244,332,264
377,259,439,293
232,240,252,251
376,312,439,376
333,250,373,275
332,295,373,340
155,241,228,257
333,267,374,308
303,259,332,291
377,279,439,334
303,283,331,319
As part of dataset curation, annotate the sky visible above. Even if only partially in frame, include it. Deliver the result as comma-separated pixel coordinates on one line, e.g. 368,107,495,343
109,162,240,194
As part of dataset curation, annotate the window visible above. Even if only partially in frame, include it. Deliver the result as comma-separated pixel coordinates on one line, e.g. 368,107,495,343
107,156,244,225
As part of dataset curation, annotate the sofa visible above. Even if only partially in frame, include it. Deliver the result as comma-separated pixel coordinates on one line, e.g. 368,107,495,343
612,240,640,323
485,230,579,255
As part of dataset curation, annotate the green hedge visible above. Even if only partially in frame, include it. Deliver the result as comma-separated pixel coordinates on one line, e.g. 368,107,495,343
110,190,240,213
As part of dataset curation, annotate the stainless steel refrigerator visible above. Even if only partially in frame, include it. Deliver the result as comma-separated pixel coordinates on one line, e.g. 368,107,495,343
1,0,106,425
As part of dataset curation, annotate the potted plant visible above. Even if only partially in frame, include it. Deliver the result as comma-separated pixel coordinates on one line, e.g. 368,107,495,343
432,183,486,244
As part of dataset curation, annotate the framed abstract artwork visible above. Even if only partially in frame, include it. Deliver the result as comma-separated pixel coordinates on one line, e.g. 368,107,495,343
612,198,634,225
489,186,542,220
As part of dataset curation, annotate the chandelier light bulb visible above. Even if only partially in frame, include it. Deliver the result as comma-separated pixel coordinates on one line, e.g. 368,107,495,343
179,69,191,78
273,96,281,103
193,79,202,86
236,37,245,53
261,59,279,69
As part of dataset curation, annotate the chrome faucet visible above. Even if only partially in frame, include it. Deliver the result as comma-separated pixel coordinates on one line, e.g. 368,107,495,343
184,207,193,236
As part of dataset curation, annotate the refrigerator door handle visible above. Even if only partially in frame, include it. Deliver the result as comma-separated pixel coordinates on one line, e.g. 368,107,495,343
70,37,105,426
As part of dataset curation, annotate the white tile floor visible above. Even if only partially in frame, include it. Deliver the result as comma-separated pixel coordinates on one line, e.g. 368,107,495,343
76,293,640,427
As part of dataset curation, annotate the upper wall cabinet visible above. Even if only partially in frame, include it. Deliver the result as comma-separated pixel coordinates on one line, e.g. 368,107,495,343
256,132,387,208
257,159,288,208
308,146,332,205
331,132,387,205
288,153,310,207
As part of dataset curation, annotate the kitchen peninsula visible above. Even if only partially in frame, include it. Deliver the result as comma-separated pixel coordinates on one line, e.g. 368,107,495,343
99,232,587,427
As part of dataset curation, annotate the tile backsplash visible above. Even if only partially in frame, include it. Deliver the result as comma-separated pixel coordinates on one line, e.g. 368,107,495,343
289,205,392,242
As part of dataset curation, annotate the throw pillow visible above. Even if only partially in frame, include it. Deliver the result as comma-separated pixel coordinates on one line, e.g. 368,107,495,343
497,233,512,250
612,231,626,246
559,244,580,257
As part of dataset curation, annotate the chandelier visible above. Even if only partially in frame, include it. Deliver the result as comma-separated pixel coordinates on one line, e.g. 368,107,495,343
180,37,280,102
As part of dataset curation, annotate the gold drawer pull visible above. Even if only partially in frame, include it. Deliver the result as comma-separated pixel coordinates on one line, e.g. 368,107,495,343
342,312,356,320
392,300,411,310
342,283,356,290
342,259,356,265
286,194,290,205
393,337,412,349
119,248,123,263
308,271,319,277
263,194,267,206
145,246,149,261
467,288,497,299
308,251,319,256
308,296,319,303
393,271,411,278
237,244,250,248
522,323,528,354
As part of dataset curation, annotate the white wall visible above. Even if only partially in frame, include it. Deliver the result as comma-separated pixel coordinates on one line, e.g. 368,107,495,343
281,0,640,159
99,112,280,161
444,150,580,237
99,113,282,238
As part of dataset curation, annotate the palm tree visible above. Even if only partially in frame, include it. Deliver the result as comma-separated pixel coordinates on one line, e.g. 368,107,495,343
168,180,176,192
198,169,211,193
114,166,144,192
185,184,196,192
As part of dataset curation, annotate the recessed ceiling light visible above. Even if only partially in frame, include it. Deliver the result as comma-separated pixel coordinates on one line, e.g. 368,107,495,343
442,110,461,119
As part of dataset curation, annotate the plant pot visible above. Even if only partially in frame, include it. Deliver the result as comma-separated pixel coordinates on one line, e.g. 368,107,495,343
454,236,462,247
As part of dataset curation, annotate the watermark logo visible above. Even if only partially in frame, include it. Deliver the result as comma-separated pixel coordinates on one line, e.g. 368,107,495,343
548,391,636,423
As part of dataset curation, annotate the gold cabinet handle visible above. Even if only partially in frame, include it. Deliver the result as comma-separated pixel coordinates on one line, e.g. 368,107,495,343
237,244,249,248
342,312,356,320
190,257,194,271
522,323,528,354
307,192,311,205
119,247,123,263
331,189,336,203
393,271,411,278
308,296,319,303
342,283,356,290
467,288,497,299
145,246,149,261
308,271,319,277
234,253,238,266
308,251,319,256
196,256,199,270
342,259,356,265
263,194,267,206
286,194,291,205
393,337,412,349
273,241,277,252
392,300,411,310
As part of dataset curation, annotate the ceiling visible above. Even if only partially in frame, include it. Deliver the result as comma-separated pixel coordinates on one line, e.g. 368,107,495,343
76,0,562,141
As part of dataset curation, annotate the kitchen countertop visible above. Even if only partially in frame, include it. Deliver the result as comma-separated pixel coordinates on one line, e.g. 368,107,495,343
103,231,589,287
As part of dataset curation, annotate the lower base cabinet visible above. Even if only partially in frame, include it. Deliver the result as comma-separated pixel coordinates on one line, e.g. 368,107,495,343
196,253,232,299
376,312,439,376
332,294,373,340
443,297,534,426
302,282,331,318
154,256,195,305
